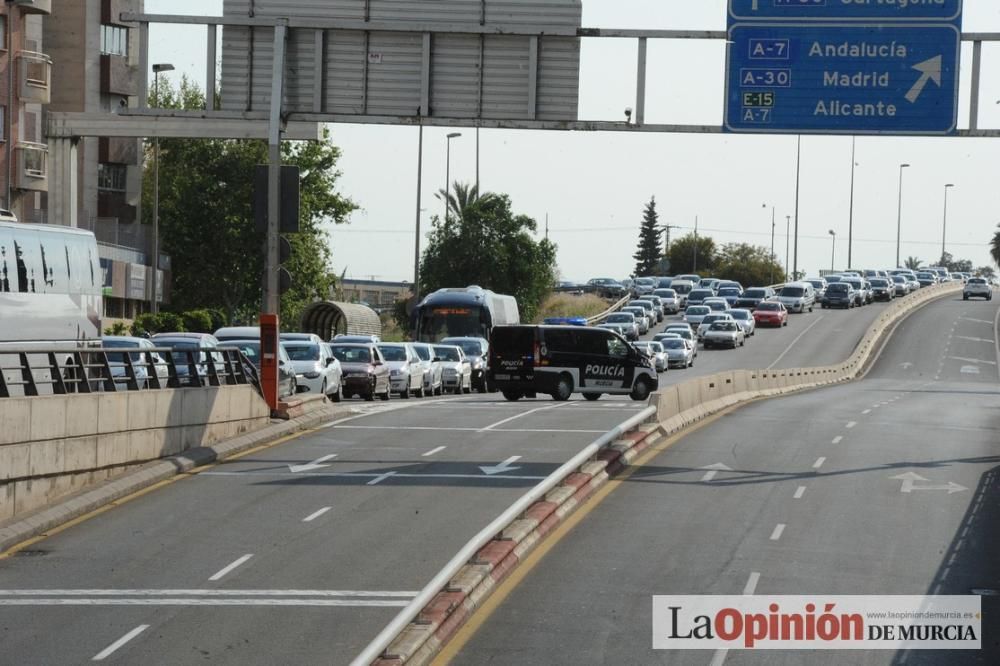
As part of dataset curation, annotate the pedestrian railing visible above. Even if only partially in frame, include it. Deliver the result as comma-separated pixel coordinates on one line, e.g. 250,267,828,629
0,347,260,398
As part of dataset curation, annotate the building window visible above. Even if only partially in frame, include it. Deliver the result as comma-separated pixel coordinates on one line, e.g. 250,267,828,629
0,16,7,51
0,107,5,142
100,25,129,57
98,164,127,192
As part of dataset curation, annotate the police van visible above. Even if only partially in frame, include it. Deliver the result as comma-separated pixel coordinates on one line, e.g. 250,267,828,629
489,325,658,402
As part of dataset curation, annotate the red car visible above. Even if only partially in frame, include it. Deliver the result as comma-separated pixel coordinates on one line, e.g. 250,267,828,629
752,301,788,327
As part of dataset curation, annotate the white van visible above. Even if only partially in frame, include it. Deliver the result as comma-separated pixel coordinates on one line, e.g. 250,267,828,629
776,281,816,313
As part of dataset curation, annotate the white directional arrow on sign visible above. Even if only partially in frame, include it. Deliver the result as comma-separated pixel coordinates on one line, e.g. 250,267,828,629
905,56,942,103
289,454,337,474
700,463,734,482
890,472,967,494
480,456,522,476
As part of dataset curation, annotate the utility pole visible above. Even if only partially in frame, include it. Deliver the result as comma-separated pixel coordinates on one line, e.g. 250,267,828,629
693,216,699,273
792,135,802,281
785,215,791,281
848,136,856,269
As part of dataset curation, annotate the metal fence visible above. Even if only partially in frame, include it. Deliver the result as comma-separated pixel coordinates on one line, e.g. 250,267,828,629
0,347,259,398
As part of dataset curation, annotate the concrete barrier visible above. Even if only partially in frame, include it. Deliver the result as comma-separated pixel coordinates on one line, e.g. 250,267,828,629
0,385,270,523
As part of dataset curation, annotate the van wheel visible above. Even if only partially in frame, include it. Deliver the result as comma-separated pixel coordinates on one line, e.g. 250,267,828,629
630,376,652,401
551,375,573,402
583,393,601,401
502,391,523,402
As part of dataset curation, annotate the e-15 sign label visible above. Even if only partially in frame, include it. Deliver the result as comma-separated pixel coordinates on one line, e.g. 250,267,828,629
742,92,775,107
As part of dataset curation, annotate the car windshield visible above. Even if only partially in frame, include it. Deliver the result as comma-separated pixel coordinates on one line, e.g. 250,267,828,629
706,301,728,311
828,283,849,292
743,289,767,298
690,290,713,299
332,345,371,363
157,340,200,351
757,302,781,311
451,340,485,357
870,279,889,287
686,306,710,315
608,314,633,323
378,346,409,361
730,311,750,320
663,339,686,349
635,278,655,286
892,276,906,282
719,288,741,296
412,345,432,361
917,272,934,278
284,344,320,361
781,287,804,297
434,346,461,361
656,289,676,297
703,314,727,324
230,341,261,365
969,278,986,284
711,322,738,331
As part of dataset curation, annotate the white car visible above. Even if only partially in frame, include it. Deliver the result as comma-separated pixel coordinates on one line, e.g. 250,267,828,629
963,277,993,301
282,339,343,401
683,305,712,328
434,344,472,394
633,341,669,372
101,336,170,388
378,343,426,398
728,308,756,337
697,313,735,339
411,342,444,396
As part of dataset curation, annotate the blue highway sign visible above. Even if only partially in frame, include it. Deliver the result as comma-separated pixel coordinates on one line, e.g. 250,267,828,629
729,0,962,23
724,23,960,134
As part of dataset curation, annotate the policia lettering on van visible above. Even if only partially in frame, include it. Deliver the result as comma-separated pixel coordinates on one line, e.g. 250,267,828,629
489,325,658,402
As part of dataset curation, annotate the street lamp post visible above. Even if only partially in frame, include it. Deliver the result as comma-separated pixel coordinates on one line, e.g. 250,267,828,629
150,62,174,315
785,215,791,281
848,136,856,268
895,163,911,269
829,230,836,271
444,132,462,221
413,123,425,302
941,183,955,260
765,204,775,284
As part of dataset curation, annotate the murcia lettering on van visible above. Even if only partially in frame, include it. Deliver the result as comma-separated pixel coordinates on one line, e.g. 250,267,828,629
586,365,626,378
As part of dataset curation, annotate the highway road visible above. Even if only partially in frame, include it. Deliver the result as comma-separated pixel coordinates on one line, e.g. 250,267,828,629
0,297,916,664
441,295,1000,665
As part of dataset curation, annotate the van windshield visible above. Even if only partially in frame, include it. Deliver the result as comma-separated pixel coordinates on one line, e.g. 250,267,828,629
781,287,804,297
332,346,371,363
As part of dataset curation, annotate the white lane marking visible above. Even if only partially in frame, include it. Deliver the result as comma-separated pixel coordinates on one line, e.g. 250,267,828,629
743,572,761,595
5,598,409,607
794,486,807,499
422,446,447,457
961,365,981,375
710,649,728,666
477,403,569,433
846,421,857,429
201,471,548,481
946,356,997,365
0,589,418,597
480,456,523,476
995,301,1000,380
812,457,826,469
831,436,843,444
960,317,993,325
766,315,825,370
289,454,338,474
209,554,253,581
956,336,995,344
700,463,734,482
770,524,786,541
92,625,149,661
302,507,332,523
367,471,397,486
862,409,871,414
330,426,605,434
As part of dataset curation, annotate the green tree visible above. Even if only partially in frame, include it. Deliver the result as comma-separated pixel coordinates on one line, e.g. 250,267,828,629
992,224,1000,269
631,196,663,277
904,256,923,270
667,233,716,277
419,188,557,322
976,266,995,278
714,243,786,287
143,77,356,329
435,182,496,223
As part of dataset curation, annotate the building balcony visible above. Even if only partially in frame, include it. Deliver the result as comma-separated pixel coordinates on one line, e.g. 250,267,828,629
15,142,48,192
10,0,51,15
101,54,138,97
99,137,139,165
18,51,52,104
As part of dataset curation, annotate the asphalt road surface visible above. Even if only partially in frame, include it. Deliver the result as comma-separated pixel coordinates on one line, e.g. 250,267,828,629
443,295,1000,665
0,297,916,664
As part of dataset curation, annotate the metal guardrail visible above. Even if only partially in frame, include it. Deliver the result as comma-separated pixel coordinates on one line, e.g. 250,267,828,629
350,405,657,666
586,294,631,325
0,347,259,398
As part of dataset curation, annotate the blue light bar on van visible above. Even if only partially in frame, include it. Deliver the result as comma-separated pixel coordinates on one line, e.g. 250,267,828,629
543,317,588,326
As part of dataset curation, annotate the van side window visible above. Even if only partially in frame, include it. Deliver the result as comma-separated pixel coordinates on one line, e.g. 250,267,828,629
574,329,607,356
542,329,575,354
606,337,628,358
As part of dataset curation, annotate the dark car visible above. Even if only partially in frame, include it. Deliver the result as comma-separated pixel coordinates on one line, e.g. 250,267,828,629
331,343,391,401
868,278,894,301
839,277,868,306
822,281,856,309
150,332,222,387
226,339,297,398
734,287,775,310
717,286,743,306
586,278,628,299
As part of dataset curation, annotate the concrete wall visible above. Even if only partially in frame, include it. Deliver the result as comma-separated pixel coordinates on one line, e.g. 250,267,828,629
0,385,270,523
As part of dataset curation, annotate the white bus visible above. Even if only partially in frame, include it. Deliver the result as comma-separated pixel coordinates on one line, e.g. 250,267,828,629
0,215,102,344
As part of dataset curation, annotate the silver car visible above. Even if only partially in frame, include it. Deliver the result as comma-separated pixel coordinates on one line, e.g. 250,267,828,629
621,307,650,334
377,343,426,398
283,339,344,401
652,288,680,314
697,313,735,339
702,320,746,349
410,342,444,396
728,308,756,337
603,312,640,340
660,337,695,369
633,341,669,372
683,305,712,328
101,336,170,388
433,344,472,394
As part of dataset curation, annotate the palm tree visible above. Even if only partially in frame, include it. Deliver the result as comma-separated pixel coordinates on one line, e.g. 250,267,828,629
904,256,923,270
991,224,1000,269
435,182,496,223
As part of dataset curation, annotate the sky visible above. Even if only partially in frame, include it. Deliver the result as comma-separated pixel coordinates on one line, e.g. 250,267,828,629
146,1,1000,283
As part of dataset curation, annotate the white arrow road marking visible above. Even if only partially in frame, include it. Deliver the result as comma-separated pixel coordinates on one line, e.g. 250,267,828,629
480,456,522,476
92,625,149,661
900,362,914,370
302,507,331,523
905,55,942,103
422,446,446,457
289,454,337,474
700,463,734,482
794,486,807,499
770,524,786,541
961,366,981,375
209,554,253,581
366,471,397,486
890,472,967,494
